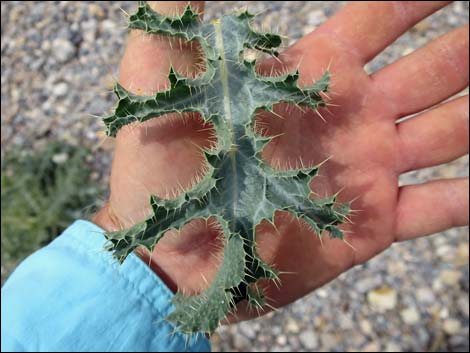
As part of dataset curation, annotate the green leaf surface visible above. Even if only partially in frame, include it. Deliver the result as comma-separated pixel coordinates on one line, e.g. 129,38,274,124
103,2,349,334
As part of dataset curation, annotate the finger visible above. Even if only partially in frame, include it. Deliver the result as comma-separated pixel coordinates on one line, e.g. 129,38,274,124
372,25,469,118
109,113,214,227
109,2,209,226
397,95,469,173
119,1,205,95
395,178,469,241
313,1,449,64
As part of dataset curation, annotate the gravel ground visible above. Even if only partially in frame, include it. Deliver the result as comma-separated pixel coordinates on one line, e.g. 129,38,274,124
1,1,469,352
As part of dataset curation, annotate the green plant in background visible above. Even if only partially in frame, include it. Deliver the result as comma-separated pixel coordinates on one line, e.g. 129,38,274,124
1,142,100,284
103,2,350,335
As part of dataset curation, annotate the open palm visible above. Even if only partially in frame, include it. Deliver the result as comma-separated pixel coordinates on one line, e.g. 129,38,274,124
93,1,469,321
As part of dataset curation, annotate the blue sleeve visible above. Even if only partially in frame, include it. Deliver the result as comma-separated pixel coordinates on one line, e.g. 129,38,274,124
1,220,211,352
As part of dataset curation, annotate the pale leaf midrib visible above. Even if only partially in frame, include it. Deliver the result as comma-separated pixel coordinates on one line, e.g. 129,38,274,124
213,21,238,230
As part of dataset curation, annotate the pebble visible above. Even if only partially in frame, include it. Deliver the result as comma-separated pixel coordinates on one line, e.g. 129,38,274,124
52,82,68,97
367,286,398,312
233,333,250,349
443,319,462,335
384,342,401,352
359,320,373,336
51,38,76,63
455,243,469,265
285,318,300,334
299,331,318,350
401,47,415,56
307,9,326,26
101,19,117,31
400,307,421,325
320,333,337,350
276,335,287,346
238,321,257,339
362,342,381,352
416,287,435,304
270,345,290,352
356,276,382,293
412,19,431,33
88,3,105,19
52,152,68,164
457,295,469,316
81,19,98,42
339,314,355,330
436,244,454,260
438,269,462,287
449,335,468,349
440,307,450,319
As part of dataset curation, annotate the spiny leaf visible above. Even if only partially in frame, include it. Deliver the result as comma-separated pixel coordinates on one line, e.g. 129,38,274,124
103,2,350,334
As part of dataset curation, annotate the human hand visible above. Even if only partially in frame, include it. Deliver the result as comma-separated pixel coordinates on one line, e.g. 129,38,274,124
93,1,469,322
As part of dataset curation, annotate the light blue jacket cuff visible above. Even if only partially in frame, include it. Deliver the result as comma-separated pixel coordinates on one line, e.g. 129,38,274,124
1,220,211,352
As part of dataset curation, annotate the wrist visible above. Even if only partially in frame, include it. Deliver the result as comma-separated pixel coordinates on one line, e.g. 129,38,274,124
92,199,224,296
91,203,181,293
92,203,121,232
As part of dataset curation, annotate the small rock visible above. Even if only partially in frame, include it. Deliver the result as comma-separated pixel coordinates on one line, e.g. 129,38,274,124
90,171,100,181
443,319,461,335
299,331,318,350
440,307,450,319
88,3,105,18
270,345,289,352
339,314,354,330
362,341,381,352
416,287,435,304
56,105,67,115
276,335,287,346
285,318,300,334
88,97,110,115
237,321,256,339
457,295,469,317
387,260,407,275
453,1,464,13
384,342,401,352
307,9,326,26
52,82,68,97
400,307,421,325
42,100,52,112
356,276,381,293
360,320,373,336
320,333,337,350
455,243,469,266
302,25,316,35
367,286,397,312
11,88,20,100
271,326,282,336
449,335,468,349
81,19,98,42
439,269,462,287
412,19,430,33
232,333,250,349
101,19,116,32
401,47,414,56
52,38,76,63
349,334,367,348
436,245,454,260
210,332,221,347
41,40,51,51
52,152,69,164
